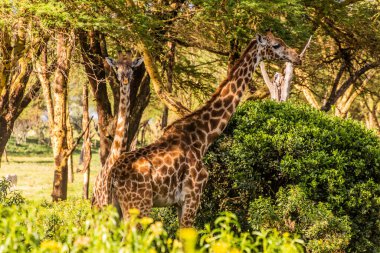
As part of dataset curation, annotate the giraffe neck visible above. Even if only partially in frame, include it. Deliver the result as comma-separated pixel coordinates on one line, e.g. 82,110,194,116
105,80,131,168
93,79,131,207
201,41,262,148
164,40,263,156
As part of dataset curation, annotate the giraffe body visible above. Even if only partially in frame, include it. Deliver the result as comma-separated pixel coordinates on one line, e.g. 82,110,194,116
93,32,301,227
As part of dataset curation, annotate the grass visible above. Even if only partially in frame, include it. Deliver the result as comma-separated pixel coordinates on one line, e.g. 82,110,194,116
0,138,101,201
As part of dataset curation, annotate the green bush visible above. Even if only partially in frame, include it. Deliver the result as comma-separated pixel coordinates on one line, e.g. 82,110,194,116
0,199,304,252
0,177,25,206
249,186,351,252
200,100,380,252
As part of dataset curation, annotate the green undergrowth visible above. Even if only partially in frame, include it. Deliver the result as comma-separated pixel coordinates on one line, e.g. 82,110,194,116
0,201,304,253
0,178,303,253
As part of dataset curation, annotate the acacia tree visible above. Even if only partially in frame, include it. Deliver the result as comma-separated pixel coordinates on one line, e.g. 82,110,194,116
35,31,74,201
0,15,44,163
293,0,380,117
81,82,91,199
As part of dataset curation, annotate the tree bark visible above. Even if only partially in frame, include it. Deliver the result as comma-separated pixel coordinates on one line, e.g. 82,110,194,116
260,62,294,102
0,22,43,163
67,118,74,183
36,31,73,201
50,31,73,201
78,30,113,166
125,58,151,151
161,41,175,129
82,82,91,200
321,62,380,112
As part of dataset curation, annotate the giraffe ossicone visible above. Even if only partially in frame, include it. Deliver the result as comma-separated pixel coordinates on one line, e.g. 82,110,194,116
93,31,301,227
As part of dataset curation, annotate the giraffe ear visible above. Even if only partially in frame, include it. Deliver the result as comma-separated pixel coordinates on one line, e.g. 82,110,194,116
256,34,268,46
105,57,116,68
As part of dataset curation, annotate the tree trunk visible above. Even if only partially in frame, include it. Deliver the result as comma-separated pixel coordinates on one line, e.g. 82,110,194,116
363,95,380,133
36,31,73,201
0,120,12,168
335,71,375,118
50,31,73,201
3,148,8,163
78,30,113,166
161,41,175,129
125,59,151,151
82,82,92,200
321,62,380,112
67,118,74,183
0,22,43,162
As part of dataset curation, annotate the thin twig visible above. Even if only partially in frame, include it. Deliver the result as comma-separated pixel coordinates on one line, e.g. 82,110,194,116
300,36,313,58
65,116,94,158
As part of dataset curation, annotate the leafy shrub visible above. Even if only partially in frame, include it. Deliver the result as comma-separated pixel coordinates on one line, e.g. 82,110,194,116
0,177,25,206
249,186,351,252
200,100,380,252
0,200,304,252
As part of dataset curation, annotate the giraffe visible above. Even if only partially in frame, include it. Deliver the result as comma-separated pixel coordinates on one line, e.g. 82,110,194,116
94,31,302,227
91,51,134,207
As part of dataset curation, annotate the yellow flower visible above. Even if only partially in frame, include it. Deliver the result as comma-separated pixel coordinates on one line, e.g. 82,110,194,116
172,239,182,249
40,240,62,252
179,228,198,253
150,221,163,236
179,228,198,241
211,242,229,253
128,208,140,216
140,217,154,227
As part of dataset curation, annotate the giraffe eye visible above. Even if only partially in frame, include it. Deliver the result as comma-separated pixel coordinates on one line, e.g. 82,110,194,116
272,44,281,49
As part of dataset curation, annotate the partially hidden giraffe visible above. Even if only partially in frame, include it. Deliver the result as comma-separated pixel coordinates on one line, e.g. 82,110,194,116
93,31,302,227
92,51,134,207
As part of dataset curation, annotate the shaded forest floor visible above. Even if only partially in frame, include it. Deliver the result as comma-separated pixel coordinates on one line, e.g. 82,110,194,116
0,138,101,201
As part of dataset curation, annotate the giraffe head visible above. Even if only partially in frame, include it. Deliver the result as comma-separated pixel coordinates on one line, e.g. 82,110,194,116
256,31,302,65
106,50,133,84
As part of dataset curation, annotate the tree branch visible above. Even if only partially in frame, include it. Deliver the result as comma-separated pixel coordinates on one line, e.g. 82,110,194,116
322,62,380,111
65,116,94,158
138,42,190,116
173,37,229,56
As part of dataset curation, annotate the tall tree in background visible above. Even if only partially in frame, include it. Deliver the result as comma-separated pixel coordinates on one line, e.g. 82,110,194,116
78,30,114,166
0,17,43,163
36,31,74,201
294,0,380,116
81,82,91,200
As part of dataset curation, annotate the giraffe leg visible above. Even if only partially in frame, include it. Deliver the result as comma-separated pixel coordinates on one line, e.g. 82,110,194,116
179,164,208,227
177,204,183,225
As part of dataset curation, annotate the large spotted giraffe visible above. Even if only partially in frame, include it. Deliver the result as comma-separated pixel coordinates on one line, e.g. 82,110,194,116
94,31,302,227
